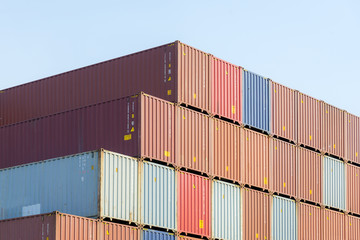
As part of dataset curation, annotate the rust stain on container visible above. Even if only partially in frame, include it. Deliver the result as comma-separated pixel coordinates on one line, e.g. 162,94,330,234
241,128,269,189
321,208,345,240
345,112,360,164
271,81,296,142
298,202,321,240
297,147,322,204
210,118,241,183
270,138,296,197
347,164,360,215
346,214,360,240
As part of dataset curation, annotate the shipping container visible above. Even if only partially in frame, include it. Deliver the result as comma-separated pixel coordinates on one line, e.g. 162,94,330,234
346,214,360,240
241,188,271,240
140,161,176,230
270,138,296,197
297,203,321,240
0,150,139,222
210,118,242,182
176,106,210,174
177,171,210,237
271,81,296,142
176,236,201,240
321,209,345,240
323,156,346,210
346,164,360,215
242,69,270,132
296,91,321,150
271,196,297,240
344,112,360,164
321,102,345,159
0,41,210,127
211,57,242,123
0,212,140,240
297,147,322,204
242,128,270,190
142,229,175,240
0,93,175,169
212,180,241,240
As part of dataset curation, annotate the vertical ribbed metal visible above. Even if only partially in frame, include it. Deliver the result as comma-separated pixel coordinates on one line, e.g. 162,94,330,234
212,180,241,240
271,196,297,240
140,161,176,230
142,229,175,240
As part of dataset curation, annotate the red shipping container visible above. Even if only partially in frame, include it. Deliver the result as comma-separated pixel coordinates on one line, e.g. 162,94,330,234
241,128,270,190
0,93,175,169
321,102,345,159
297,147,322,204
176,106,210,174
210,118,242,182
241,188,271,240
297,91,321,151
0,212,140,240
321,209,345,240
271,81,296,142
346,214,360,240
347,164,360,215
211,57,242,123
177,171,210,237
298,203,321,240
269,138,296,197
0,41,210,127
344,112,360,164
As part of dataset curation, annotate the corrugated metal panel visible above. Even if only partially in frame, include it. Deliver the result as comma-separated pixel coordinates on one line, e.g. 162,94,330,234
321,209,345,240
321,102,345,159
272,196,297,240
297,147,322,204
346,164,360,215
346,215,360,240
271,81,296,142
210,118,241,182
241,188,271,240
270,138,296,197
211,57,242,123
176,236,201,240
297,92,321,150
142,229,175,240
140,161,176,230
98,221,140,240
212,180,241,240
242,69,270,132
177,171,210,237
298,203,321,240
345,112,360,164
242,128,269,189
176,106,210,174
323,156,346,210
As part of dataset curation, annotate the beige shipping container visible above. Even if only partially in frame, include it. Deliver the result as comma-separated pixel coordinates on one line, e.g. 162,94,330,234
345,112,360,164
298,203,321,240
346,214,360,240
321,208,346,240
347,164,360,215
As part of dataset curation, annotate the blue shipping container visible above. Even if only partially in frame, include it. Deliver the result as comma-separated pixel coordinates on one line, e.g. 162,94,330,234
272,196,297,240
142,229,175,240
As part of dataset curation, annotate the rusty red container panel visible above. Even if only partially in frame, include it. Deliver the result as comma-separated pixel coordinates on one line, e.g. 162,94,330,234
0,93,175,169
321,102,345,158
298,203,321,240
0,41,210,127
177,171,210,237
241,188,271,240
297,91,321,150
297,147,322,204
346,215,360,240
210,118,241,182
345,112,360,164
176,106,210,174
347,164,360,215
321,209,345,240
211,57,242,123
0,212,140,240
241,128,269,189
269,138,296,197
271,81,296,142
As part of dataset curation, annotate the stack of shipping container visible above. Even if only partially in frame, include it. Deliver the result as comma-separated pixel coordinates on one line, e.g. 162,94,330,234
0,40,359,239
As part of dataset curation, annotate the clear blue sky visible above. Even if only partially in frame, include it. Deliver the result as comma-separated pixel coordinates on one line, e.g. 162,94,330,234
1,0,359,116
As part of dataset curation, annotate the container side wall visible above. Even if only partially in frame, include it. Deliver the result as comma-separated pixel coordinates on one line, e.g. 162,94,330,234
272,196,297,240
347,215,360,240
298,203,321,240
321,209,345,240
142,229,175,240
346,164,360,215
345,113,360,164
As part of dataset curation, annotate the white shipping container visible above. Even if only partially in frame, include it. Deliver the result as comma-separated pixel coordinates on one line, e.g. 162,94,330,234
271,196,297,240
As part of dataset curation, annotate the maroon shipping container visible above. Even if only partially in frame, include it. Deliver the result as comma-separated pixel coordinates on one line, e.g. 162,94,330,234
269,138,296,197
0,212,140,240
346,214,360,240
177,171,211,237
345,112,360,164
0,93,175,169
298,203,321,240
0,41,210,127
271,81,296,142
321,102,345,159
321,209,346,240
210,118,242,182
211,57,242,123
347,164,360,215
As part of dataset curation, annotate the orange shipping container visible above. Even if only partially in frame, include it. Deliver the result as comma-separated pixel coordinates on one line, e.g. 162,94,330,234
271,81,296,142
346,214,360,240
347,164,360,215
345,112,360,164
321,209,346,240
298,203,321,240
270,138,296,197
210,118,241,182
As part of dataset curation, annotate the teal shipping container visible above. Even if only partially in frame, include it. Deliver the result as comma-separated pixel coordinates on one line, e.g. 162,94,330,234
272,196,297,240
